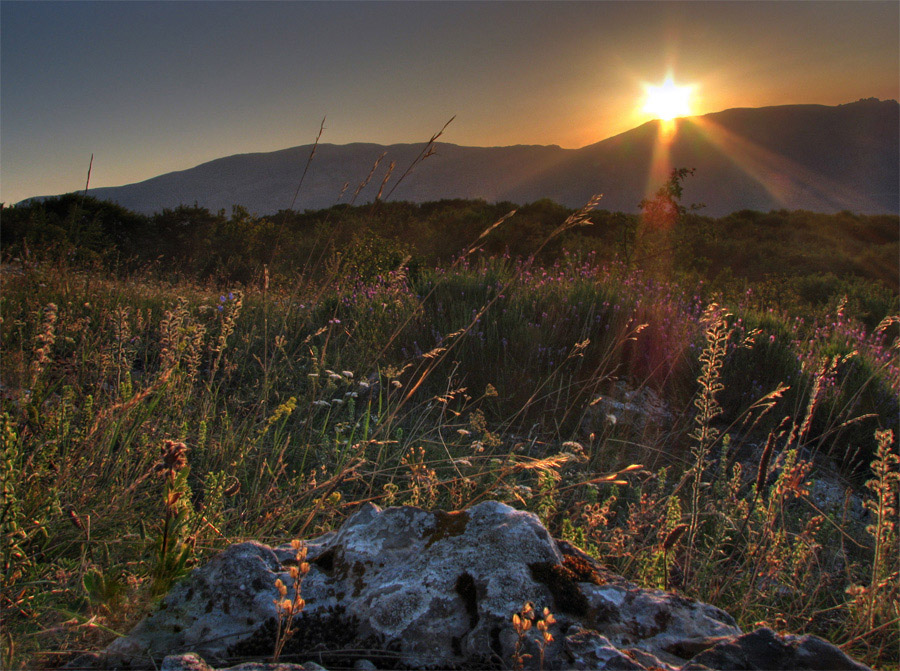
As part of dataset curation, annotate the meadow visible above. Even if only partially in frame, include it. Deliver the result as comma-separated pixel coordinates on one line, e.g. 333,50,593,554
1,185,898,668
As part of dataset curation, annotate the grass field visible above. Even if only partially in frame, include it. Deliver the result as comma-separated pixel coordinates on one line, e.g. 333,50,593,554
1,193,898,668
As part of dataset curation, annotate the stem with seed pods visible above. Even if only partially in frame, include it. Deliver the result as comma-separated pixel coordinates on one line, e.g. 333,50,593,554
272,540,310,662
684,305,729,586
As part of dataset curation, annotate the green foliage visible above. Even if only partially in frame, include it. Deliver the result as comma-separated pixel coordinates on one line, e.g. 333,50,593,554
4,195,896,316
336,228,412,281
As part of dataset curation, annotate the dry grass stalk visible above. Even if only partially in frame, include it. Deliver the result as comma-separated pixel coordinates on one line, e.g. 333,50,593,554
86,366,175,438
350,151,387,206
288,116,326,211
383,116,455,202
755,432,776,503
375,160,397,202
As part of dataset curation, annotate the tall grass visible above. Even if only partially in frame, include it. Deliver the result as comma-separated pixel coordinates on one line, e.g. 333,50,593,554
0,228,897,668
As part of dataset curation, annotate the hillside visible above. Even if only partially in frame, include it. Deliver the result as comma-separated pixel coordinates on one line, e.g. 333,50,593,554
25,99,899,216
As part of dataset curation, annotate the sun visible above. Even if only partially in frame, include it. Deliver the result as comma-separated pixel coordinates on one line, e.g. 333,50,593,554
643,76,693,121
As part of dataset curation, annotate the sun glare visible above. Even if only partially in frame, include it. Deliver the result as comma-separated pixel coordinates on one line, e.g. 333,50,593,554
643,76,693,121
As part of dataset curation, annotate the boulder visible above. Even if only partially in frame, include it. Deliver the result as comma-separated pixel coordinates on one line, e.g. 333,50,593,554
681,627,871,671
157,654,326,671
582,381,674,440
73,501,869,670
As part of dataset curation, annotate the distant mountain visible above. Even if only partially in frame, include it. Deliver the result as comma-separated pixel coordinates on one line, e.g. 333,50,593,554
26,99,900,216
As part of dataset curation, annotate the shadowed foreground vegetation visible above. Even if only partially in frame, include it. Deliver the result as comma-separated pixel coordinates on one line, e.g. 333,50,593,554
1,186,898,668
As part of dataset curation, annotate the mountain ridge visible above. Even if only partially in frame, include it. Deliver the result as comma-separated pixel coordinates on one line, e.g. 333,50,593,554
22,99,899,216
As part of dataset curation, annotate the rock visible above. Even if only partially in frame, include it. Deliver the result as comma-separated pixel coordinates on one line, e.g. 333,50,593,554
158,655,326,671
582,381,673,440
161,654,213,671
681,627,871,670
809,475,867,523
563,628,667,670
100,540,286,666
78,501,869,671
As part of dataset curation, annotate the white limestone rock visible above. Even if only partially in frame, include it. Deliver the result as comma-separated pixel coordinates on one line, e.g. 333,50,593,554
77,501,866,671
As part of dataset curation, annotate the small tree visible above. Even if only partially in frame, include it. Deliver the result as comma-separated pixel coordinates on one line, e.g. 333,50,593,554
635,168,703,274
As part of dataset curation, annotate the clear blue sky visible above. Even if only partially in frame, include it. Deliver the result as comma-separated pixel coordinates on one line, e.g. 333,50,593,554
1,1,897,205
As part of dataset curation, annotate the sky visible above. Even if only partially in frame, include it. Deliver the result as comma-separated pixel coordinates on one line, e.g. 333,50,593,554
1,1,898,205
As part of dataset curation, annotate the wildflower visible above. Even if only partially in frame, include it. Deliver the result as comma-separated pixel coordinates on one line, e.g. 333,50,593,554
156,440,189,485
160,440,189,472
